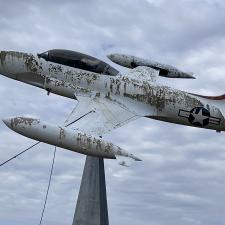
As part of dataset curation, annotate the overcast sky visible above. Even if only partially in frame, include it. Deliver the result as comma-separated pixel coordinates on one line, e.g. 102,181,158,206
1,0,225,225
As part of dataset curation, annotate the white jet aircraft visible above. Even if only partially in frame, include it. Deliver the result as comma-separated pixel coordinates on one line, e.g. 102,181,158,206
0,50,223,166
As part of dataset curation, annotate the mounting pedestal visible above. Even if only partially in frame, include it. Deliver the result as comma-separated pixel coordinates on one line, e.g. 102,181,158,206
72,156,109,225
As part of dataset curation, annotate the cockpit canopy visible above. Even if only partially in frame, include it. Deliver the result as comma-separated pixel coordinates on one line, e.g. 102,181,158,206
37,49,119,76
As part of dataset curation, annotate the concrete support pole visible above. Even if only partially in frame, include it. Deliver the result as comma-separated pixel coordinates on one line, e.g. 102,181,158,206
72,156,109,225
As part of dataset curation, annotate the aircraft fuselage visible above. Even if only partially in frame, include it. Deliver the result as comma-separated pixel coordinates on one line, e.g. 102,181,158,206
0,51,224,132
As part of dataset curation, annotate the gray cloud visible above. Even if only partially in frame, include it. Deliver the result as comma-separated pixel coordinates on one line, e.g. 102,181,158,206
1,0,225,225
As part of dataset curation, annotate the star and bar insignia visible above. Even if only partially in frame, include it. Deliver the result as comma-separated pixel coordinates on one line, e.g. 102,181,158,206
178,107,221,127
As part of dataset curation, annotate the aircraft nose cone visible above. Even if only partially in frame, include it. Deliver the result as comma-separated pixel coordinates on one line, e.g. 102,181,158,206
2,118,12,128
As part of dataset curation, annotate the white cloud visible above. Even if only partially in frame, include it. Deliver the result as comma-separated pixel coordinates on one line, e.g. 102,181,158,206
1,0,225,225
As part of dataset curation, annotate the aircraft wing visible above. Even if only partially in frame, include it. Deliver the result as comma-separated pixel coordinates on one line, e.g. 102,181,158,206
64,67,158,136
63,67,157,165
64,95,140,137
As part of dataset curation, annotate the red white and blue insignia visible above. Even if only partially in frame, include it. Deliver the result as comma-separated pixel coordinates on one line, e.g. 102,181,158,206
178,107,221,127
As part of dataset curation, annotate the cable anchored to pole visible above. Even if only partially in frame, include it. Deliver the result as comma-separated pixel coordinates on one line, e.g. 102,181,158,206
0,141,41,167
39,146,57,225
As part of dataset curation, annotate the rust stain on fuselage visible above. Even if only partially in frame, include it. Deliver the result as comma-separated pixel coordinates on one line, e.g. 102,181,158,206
59,127,66,140
0,51,206,116
11,117,40,128
0,51,7,66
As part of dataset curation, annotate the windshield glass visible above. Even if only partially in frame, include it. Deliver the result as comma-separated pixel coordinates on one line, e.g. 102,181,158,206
37,51,49,60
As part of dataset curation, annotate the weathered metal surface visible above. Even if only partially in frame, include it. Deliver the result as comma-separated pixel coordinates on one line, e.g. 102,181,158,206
0,50,224,132
107,53,195,79
64,95,140,136
44,77,76,99
3,117,141,163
